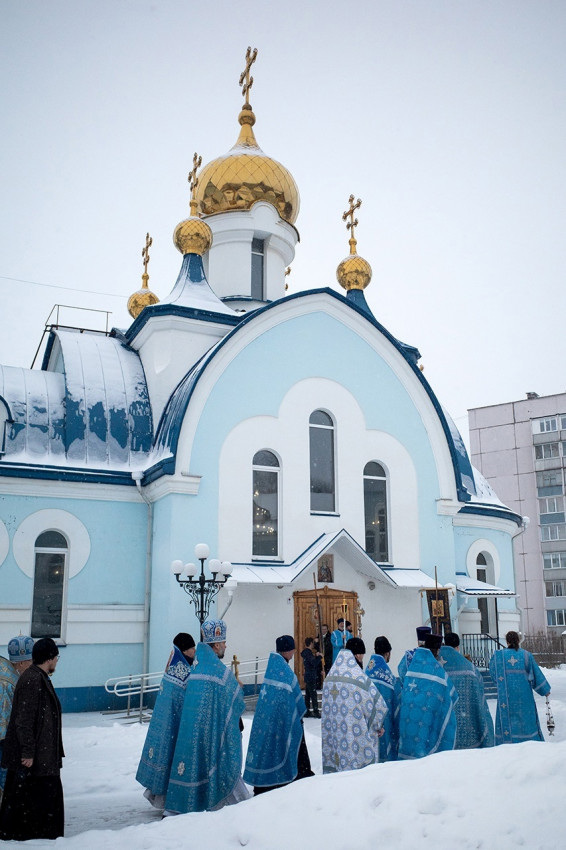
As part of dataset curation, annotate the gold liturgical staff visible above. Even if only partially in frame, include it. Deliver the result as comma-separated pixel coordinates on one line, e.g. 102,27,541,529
127,233,160,319
336,195,373,291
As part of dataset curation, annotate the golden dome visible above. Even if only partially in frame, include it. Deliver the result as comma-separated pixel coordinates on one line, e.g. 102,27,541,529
174,200,213,255
337,196,372,291
337,241,373,291
128,275,159,319
194,105,300,225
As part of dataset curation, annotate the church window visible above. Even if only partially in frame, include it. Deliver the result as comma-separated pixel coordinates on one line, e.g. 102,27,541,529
252,450,279,557
309,410,335,512
251,238,265,301
363,462,389,562
31,531,68,639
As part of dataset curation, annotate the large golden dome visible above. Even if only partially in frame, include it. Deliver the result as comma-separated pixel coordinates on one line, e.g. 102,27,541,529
194,104,300,225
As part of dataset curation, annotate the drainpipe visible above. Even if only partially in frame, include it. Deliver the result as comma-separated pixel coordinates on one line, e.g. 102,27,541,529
132,471,152,674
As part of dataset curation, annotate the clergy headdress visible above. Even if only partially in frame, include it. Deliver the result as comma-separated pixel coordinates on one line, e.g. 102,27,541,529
201,619,227,644
8,634,34,663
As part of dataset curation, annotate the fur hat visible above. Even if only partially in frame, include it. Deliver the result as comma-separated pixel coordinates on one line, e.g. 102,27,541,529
32,637,59,664
173,632,195,652
346,637,366,655
276,635,295,652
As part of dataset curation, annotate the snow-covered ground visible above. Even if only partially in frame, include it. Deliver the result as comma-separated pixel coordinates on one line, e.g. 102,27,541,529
10,668,566,849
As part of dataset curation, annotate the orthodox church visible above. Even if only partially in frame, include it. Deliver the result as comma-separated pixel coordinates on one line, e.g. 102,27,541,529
0,50,522,710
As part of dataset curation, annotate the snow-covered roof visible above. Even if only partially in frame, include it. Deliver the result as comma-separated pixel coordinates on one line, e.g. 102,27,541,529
0,329,152,473
229,529,398,586
455,576,515,597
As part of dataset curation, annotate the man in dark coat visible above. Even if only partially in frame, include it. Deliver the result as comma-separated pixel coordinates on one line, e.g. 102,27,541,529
0,637,64,841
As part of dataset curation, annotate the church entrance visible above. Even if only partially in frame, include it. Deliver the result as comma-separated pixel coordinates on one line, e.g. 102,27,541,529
293,586,359,688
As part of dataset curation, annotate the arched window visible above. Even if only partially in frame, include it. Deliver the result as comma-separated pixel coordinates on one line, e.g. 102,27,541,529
252,451,279,557
309,410,335,512
364,462,389,562
476,553,489,634
31,531,68,639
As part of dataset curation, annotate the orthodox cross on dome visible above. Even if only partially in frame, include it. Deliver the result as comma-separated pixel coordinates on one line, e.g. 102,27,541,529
342,195,362,245
239,46,258,106
188,152,202,198
141,233,153,281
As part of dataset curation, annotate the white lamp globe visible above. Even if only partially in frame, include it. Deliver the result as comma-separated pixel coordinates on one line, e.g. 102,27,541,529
183,562,197,579
209,558,221,575
194,543,210,560
171,560,184,575
221,561,233,577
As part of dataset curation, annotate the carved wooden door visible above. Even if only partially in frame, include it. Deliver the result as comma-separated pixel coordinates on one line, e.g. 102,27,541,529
293,587,358,688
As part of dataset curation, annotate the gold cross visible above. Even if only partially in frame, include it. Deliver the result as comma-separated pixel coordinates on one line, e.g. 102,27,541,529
239,46,258,106
188,152,202,197
342,194,362,241
141,233,153,275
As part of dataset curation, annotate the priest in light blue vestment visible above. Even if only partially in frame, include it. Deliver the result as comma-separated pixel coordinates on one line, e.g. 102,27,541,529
439,633,494,749
397,625,431,683
365,635,401,761
165,619,249,814
136,633,195,808
331,619,352,664
244,635,310,792
489,630,550,745
0,636,34,791
398,634,458,760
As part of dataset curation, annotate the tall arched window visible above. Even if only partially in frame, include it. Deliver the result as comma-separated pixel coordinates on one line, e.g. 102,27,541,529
252,451,279,557
309,410,335,512
31,531,68,638
476,553,489,634
364,462,389,562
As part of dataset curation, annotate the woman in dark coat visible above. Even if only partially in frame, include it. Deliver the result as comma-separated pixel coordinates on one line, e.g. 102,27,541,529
0,637,65,841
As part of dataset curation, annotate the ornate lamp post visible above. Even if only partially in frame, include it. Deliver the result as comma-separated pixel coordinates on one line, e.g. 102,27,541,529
171,543,233,625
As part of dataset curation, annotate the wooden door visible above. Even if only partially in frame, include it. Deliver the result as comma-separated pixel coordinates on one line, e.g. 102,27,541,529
293,587,359,688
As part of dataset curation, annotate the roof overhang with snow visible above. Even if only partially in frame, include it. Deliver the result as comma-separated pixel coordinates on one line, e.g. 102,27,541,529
455,576,515,597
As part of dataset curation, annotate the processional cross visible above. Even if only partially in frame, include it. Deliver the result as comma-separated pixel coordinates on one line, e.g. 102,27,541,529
342,194,362,242
239,46,258,105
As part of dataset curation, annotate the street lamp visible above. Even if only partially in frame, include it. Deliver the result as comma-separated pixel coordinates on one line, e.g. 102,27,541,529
171,543,233,624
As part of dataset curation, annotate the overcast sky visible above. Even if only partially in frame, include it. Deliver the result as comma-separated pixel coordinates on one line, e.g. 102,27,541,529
1,0,565,443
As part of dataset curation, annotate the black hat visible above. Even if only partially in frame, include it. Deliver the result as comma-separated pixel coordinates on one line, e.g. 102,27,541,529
346,637,366,655
32,638,59,665
276,635,295,652
444,632,460,648
374,635,392,655
337,618,345,624
416,626,432,642
424,633,443,651
174,633,196,652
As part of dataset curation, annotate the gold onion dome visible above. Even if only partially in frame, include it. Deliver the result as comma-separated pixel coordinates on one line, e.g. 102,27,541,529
193,47,299,225
336,195,372,291
128,233,160,319
173,153,213,256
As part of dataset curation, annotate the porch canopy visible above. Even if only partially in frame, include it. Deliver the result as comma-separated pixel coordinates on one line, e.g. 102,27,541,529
455,576,516,597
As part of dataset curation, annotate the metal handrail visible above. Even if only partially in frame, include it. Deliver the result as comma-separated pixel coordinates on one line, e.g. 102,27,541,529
461,633,505,669
104,671,163,723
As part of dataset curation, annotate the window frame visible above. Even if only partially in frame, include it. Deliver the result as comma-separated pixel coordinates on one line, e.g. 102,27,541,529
30,530,69,643
252,449,281,560
309,410,337,514
547,609,566,627
363,461,390,563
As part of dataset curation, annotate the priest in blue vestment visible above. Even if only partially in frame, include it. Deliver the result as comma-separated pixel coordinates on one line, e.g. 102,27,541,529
136,632,195,809
244,635,313,794
365,635,401,761
489,630,550,745
439,633,494,749
398,633,458,760
165,619,249,814
322,638,387,773
397,625,431,683
330,618,353,664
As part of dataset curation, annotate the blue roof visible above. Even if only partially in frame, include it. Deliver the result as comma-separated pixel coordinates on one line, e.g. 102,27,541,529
0,329,152,474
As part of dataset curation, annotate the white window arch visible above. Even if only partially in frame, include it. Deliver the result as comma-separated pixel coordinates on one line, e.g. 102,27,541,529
252,450,280,557
309,410,336,512
363,461,389,562
31,530,68,639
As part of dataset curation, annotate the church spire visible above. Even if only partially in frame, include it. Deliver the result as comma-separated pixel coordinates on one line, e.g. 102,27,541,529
127,232,160,319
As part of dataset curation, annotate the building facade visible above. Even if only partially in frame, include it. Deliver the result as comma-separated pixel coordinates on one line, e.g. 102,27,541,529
469,391,566,636
0,55,522,709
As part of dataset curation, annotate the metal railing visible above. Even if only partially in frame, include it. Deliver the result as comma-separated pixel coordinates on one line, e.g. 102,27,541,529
461,633,504,669
104,654,270,723
104,671,163,723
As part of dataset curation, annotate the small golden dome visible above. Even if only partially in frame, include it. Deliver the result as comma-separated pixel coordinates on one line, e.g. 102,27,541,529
128,280,160,319
194,105,300,225
174,201,213,255
337,242,373,291
337,196,372,291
